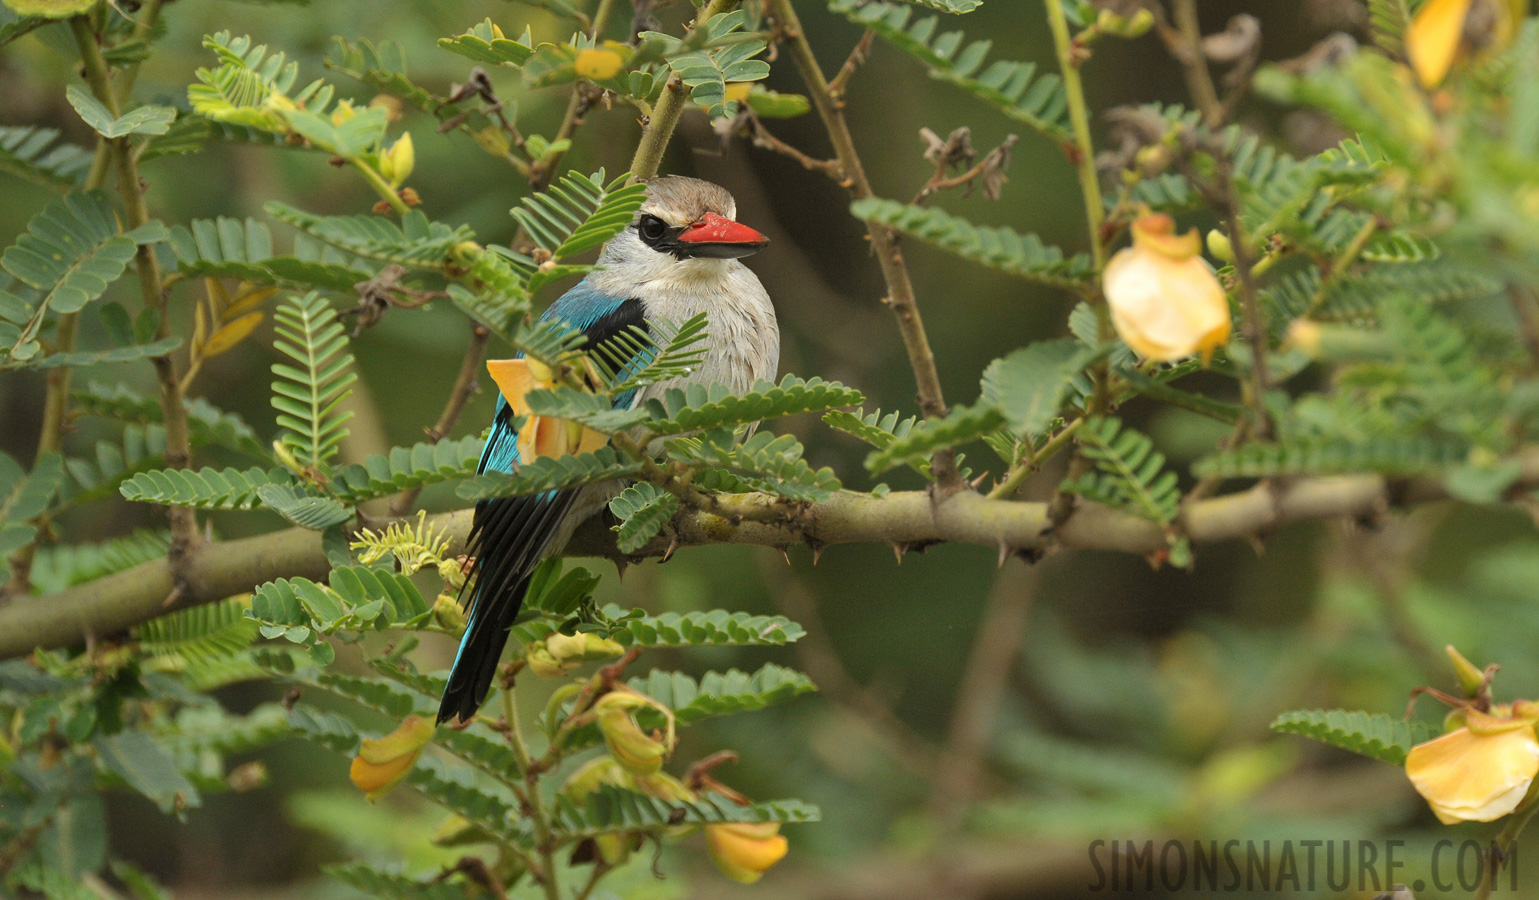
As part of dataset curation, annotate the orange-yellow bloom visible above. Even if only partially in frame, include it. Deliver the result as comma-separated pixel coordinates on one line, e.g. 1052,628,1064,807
1406,708,1539,824
706,822,789,884
349,715,435,802
1406,0,1524,89
575,47,624,81
1103,214,1231,364
486,358,608,462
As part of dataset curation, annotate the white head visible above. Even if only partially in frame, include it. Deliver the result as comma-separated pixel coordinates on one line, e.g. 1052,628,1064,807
591,176,769,292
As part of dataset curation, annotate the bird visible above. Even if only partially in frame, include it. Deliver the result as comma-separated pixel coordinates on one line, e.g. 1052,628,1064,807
437,176,779,724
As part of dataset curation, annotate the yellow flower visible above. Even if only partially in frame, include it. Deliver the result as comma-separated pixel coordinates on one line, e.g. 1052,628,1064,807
1102,214,1231,364
485,359,608,462
724,83,754,105
528,631,626,677
1406,0,1524,89
593,689,675,777
330,99,357,126
706,822,789,884
1406,708,1539,824
349,715,435,802
575,47,624,81
379,133,415,188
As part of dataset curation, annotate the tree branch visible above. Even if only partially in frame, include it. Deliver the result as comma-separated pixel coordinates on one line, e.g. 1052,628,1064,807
770,0,960,488
7,452,1539,658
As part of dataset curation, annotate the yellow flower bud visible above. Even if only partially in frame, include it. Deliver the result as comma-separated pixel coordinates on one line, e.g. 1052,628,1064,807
1103,214,1232,365
381,133,414,188
525,640,569,678
548,631,625,664
472,125,512,158
1407,707,1539,824
370,94,404,123
575,47,625,81
1205,228,1234,264
1406,0,1524,89
563,756,632,802
349,715,435,802
593,690,675,777
1096,6,1155,39
438,557,469,592
724,83,754,105
1446,645,1487,698
706,822,789,884
433,592,466,635
330,99,357,126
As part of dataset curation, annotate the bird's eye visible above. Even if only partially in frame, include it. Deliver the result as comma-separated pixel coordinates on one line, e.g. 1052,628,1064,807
638,215,668,244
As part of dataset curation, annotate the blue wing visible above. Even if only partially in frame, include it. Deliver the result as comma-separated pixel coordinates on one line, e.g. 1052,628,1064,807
438,284,649,723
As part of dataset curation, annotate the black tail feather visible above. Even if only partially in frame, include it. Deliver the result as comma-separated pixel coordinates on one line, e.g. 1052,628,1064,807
436,574,532,724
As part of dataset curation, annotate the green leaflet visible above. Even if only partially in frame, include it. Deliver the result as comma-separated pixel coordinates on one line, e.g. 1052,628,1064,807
64,86,176,139
436,19,535,67
510,170,648,276
1194,437,1467,479
30,530,169,594
644,11,770,117
0,126,92,191
828,0,1069,139
644,375,865,436
270,292,355,473
824,407,931,479
552,785,820,838
1061,418,1181,525
667,429,841,501
1271,709,1439,766
137,597,259,669
458,449,646,500
329,435,484,502
864,404,1004,475
608,483,679,554
168,216,378,294
265,204,473,269
119,466,293,510
255,483,352,530
980,339,1090,440
851,199,1094,286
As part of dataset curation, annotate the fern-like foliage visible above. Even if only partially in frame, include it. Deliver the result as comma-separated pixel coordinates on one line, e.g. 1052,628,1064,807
643,375,865,437
459,448,646,501
667,429,841,501
73,382,269,461
324,865,484,900
511,170,649,292
249,565,432,637
852,199,1094,286
514,603,806,648
608,483,679,554
588,312,709,394
120,467,293,510
188,31,336,133
0,126,91,191
266,204,472,270
0,452,62,579
1061,418,1181,525
271,292,355,474
1271,709,1438,766
980,338,1091,439
436,19,536,67
137,598,259,669
644,11,771,117
328,435,484,502
552,785,819,838
1366,0,1414,56
63,424,170,505
828,0,1070,139
0,191,143,362
864,404,1004,475
255,483,352,530
168,216,376,294
628,663,817,728
29,530,169,594
1193,437,1467,479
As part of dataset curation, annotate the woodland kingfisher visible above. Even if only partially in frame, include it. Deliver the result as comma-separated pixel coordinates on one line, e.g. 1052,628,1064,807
437,176,779,723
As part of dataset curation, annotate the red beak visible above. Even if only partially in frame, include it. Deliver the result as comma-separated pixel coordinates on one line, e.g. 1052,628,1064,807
675,212,769,259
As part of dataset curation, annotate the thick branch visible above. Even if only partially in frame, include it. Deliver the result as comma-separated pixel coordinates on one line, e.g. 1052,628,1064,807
7,455,1538,658
770,0,959,487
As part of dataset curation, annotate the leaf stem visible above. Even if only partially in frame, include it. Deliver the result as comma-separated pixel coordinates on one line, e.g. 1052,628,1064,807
1043,0,1107,272
350,158,410,215
628,0,742,182
771,0,961,488
502,685,560,900
986,418,1083,500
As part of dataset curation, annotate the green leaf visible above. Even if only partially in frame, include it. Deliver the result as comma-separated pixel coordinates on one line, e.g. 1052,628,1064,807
0,126,92,191
94,730,201,814
249,566,430,634
283,106,388,158
0,451,63,525
643,375,865,437
1,191,139,357
980,339,1088,439
894,0,982,11
552,785,818,838
265,203,473,270
608,483,678,554
137,597,259,668
517,607,804,649
458,448,645,500
667,430,841,501
630,663,817,727
329,435,484,502
63,423,170,505
64,86,176,138
510,170,648,282
17,337,182,371
73,382,269,461
436,19,535,67
824,407,931,479
1270,709,1439,766
256,483,353,530
864,404,1004,475
1365,0,1412,56
30,530,169,594
643,11,770,117
829,0,1070,139
188,31,326,133
119,466,293,510
167,216,378,293
851,198,1093,286
271,292,356,473
1061,418,1181,525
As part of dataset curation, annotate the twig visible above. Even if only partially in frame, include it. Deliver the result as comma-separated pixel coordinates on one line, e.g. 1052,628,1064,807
770,0,961,488
12,451,1539,657
927,563,1037,826
628,0,742,182
744,113,843,179
827,27,876,102
1212,167,1275,441
1166,0,1224,128
910,135,1018,207
986,418,1083,500
501,685,561,900
1305,214,1378,318
389,323,491,516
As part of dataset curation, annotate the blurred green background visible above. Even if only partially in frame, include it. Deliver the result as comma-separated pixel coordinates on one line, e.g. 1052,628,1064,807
5,0,1539,897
